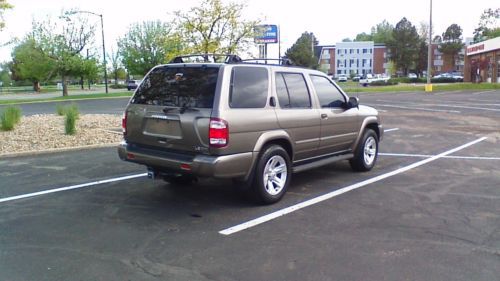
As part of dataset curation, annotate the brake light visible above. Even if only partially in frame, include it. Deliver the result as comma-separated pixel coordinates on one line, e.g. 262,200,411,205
122,112,127,136
209,118,228,148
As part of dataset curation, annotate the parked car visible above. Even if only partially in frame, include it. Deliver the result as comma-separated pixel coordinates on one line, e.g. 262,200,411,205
127,80,141,91
118,54,383,204
408,73,418,79
337,74,348,82
433,73,463,82
352,75,361,82
359,74,391,86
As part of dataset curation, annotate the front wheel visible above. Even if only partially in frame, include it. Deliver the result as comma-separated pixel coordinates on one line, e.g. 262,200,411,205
252,145,292,204
350,129,378,172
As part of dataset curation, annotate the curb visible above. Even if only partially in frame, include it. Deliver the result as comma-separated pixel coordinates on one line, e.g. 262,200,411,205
0,143,120,158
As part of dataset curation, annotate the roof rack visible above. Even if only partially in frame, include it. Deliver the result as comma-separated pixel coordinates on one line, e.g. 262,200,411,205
240,58,294,66
169,54,242,64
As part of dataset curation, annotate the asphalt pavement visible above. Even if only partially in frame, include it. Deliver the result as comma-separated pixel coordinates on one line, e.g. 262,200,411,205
0,90,499,280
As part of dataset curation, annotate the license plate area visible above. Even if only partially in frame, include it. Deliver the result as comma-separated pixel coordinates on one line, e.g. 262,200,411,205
143,115,182,139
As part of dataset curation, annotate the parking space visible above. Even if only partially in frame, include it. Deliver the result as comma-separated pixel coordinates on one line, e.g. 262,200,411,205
1,90,499,280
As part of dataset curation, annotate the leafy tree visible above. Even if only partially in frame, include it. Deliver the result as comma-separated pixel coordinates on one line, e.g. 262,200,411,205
10,38,56,91
354,20,394,44
0,62,12,85
433,35,442,43
387,17,420,75
439,24,464,70
74,56,100,90
473,8,500,43
415,39,428,76
31,14,96,96
118,21,182,76
341,38,352,42
354,32,372,42
174,0,258,54
108,47,122,85
0,0,13,31
371,20,394,44
285,32,319,69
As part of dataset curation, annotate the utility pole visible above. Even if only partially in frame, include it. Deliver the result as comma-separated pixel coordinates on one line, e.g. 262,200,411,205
426,0,433,92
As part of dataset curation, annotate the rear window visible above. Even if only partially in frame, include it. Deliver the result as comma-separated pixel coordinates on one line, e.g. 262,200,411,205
131,66,219,108
229,66,268,108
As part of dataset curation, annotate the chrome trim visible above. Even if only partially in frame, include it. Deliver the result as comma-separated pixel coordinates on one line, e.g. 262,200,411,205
148,114,179,121
320,132,357,141
295,138,320,144
294,149,351,164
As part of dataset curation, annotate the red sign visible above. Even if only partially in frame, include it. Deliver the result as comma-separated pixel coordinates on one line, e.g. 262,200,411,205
467,44,484,54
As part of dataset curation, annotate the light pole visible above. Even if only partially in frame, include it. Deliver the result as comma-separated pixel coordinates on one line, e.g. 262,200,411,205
68,10,108,94
426,0,433,92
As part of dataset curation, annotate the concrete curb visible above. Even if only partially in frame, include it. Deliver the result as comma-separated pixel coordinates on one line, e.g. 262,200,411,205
0,143,120,158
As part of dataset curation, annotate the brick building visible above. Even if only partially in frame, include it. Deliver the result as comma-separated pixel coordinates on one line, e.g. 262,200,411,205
463,37,500,83
317,41,465,77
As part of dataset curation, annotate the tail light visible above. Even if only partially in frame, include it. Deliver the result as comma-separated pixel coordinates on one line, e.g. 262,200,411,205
122,112,127,136
209,118,228,148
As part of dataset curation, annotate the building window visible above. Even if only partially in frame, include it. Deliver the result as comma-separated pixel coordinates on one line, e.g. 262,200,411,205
363,49,367,54
337,49,340,55
357,49,360,54
362,59,366,67
369,49,372,54
369,59,372,67
350,49,354,54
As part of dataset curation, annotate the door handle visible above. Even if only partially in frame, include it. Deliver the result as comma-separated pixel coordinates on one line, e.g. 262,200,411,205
321,113,328,119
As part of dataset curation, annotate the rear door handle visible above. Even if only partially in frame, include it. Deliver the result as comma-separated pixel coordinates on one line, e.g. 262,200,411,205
321,113,328,119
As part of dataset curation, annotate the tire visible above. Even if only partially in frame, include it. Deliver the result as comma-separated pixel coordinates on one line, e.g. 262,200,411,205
252,145,292,204
350,129,378,172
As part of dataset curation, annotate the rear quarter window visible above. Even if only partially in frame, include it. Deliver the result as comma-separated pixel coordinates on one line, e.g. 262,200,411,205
229,66,269,108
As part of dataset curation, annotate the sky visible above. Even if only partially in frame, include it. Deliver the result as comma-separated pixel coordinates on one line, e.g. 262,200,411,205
0,0,495,63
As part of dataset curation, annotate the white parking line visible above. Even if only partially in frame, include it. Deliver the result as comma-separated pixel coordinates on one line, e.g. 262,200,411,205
219,137,487,236
384,128,399,133
380,152,500,160
369,103,460,113
0,173,147,204
473,90,497,95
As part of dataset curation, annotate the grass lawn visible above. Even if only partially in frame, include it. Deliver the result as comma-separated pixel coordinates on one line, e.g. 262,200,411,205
341,82,500,93
0,91,132,105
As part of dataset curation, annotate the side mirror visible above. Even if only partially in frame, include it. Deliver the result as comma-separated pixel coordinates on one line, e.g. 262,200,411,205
345,97,359,109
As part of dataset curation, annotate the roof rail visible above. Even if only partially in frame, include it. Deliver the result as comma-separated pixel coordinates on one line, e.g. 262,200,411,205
169,54,242,64
240,58,294,66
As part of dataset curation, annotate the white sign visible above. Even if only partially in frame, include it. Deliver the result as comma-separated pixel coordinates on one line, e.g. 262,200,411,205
466,37,500,56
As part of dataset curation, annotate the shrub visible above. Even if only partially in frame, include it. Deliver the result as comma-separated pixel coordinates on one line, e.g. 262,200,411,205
1,106,22,131
370,79,398,86
56,104,66,116
64,104,80,135
431,77,459,83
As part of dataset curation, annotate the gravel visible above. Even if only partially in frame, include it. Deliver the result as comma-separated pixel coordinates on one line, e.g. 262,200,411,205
0,114,123,155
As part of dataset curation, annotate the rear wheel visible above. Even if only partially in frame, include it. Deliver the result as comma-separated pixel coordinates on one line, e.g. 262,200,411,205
252,145,291,204
350,129,378,172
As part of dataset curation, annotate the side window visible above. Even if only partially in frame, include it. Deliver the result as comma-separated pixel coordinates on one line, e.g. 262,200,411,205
229,66,268,108
310,75,346,108
275,73,290,108
275,72,311,108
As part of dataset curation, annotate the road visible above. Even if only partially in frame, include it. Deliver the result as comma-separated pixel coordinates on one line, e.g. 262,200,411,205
0,90,499,280
0,97,130,115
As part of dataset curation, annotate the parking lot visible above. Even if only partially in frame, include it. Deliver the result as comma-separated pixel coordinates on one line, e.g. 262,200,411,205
0,90,499,281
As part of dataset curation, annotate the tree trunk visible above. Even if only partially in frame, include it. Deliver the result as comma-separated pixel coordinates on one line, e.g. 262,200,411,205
62,76,68,97
114,72,118,86
33,81,41,92
80,76,84,90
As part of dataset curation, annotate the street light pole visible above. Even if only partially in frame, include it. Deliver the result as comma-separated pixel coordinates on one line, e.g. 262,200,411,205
426,0,433,91
99,14,108,94
69,10,108,94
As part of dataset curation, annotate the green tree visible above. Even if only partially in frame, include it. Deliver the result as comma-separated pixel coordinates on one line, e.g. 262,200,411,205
473,8,500,43
387,17,420,75
354,20,394,43
31,14,96,96
285,32,319,69
118,21,182,76
439,24,464,71
354,32,372,42
10,38,56,91
0,0,13,31
0,62,12,86
341,38,352,42
174,0,258,54
108,47,122,85
74,56,100,90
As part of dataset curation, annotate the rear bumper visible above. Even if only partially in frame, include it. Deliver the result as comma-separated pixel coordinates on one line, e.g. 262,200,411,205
117,142,255,179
